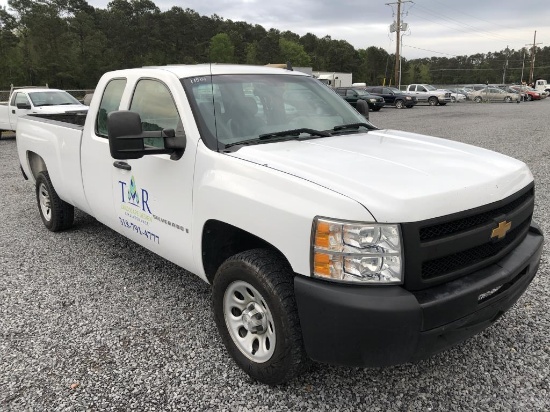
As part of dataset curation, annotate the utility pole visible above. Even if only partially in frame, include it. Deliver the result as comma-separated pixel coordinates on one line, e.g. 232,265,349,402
386,0,411,87
525,31,542,84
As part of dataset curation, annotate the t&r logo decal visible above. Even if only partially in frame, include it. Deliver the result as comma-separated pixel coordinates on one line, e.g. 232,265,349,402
119,176,151,214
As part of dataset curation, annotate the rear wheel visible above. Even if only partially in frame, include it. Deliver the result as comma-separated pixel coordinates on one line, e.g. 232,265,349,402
474,96,482,103
395,100,405,109
527,95,533,101
505,96,512,103
428,96,438,106
212,249,308,385
35,171,74,232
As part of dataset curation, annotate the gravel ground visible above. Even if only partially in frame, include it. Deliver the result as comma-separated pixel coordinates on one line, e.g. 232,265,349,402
1,100,549,411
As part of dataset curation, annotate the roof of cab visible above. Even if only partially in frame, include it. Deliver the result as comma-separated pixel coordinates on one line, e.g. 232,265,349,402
107,64,310,79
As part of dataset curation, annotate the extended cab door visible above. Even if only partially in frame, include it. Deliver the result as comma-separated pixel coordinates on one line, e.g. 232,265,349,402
81,78,127,228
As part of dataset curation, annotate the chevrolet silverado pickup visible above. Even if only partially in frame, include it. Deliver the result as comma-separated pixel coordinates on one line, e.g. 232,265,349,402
16,64,543,385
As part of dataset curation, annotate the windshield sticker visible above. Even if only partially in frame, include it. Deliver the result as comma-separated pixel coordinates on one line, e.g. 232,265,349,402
190,77,208,84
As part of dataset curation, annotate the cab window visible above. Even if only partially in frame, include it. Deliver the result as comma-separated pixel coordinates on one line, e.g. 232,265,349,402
12,93,30,107
96,79,126,138
130,79,183,149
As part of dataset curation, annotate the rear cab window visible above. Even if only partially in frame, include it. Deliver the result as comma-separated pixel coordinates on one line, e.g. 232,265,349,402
96,79,127,138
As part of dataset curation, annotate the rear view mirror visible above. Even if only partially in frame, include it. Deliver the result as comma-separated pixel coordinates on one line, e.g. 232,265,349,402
107,111,185,160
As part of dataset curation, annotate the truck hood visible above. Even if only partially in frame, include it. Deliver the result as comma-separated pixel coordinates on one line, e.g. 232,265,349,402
31,104,88,114
227,129,532,222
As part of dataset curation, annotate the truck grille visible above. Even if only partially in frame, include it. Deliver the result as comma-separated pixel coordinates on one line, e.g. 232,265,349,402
401,184,535,290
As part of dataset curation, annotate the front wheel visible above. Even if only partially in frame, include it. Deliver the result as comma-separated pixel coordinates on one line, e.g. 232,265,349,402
35,171,74,231
212,249,308,385
527,95,533,101
505,96,512,103
428,96,438,106
474,96,483,103
395,100,405,109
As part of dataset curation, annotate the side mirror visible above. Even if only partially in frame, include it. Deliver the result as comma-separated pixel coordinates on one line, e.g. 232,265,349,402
107,111,185,160
356,99,370,120
16,103,31,110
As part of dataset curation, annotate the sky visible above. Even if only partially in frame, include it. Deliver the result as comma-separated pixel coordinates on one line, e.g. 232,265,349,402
1,0,549,59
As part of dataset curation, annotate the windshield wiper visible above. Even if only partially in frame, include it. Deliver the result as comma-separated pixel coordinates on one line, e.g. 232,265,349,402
332,122,377,132
259,128,331,139
224,128,331,149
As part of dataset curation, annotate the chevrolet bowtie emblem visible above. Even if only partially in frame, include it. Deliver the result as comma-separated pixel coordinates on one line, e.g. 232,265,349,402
491,220,512,240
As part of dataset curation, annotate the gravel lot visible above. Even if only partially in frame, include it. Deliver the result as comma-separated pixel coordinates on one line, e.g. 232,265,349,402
1,100,549,411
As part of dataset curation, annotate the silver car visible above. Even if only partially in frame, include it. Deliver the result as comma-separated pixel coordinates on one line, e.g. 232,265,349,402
470,87,520,103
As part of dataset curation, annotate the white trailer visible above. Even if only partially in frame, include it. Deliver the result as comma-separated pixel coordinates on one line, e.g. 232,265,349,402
314,72,352,88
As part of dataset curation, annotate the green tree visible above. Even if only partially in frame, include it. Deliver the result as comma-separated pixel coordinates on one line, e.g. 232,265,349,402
279,38,310,67
208,32,234,63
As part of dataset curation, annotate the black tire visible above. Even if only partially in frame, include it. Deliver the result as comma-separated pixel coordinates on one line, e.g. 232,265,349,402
451,96,456,102
474,96,482,103
527,95,533,101
212,249,308,385
395,100,405,109
505,96,512,103
428,96,438,106
35,171,74,232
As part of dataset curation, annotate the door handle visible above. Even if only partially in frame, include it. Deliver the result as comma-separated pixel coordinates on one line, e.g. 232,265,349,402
12,110,15,114
113,161,131,171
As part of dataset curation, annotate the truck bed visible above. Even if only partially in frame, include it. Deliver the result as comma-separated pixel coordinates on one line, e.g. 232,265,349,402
16,114,89,213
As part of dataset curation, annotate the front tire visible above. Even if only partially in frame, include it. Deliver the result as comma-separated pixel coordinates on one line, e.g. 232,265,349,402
395,100,405,109
505,96,512,103
474,96,482,103
212,249,308,385
35,171,74,232
428,96,438,106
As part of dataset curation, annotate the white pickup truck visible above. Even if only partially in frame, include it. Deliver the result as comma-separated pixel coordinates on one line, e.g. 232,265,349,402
0,87,88,137
405,84,452,106
15,64,543,385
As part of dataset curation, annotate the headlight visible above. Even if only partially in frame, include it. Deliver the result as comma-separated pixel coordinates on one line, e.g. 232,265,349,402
312,217,403,284
405,96,412,100
369,98,377,103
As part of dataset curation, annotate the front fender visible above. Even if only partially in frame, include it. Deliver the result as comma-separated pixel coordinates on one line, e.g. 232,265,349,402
192,143,374,277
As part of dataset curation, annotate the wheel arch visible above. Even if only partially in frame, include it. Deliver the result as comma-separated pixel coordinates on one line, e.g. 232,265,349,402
201,219,291,284
27,151,48,181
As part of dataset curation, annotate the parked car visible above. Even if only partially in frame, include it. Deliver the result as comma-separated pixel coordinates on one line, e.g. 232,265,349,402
334,87,385,111
446,89,466,102
470,87,520,103
363,86,417,109
0,88,88,136
509,86,544,101
405,84,452,106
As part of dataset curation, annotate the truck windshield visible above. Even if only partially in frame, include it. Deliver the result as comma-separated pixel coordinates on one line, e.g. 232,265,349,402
29,91,81,107
182,74,370,150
